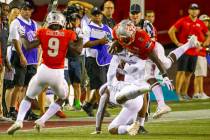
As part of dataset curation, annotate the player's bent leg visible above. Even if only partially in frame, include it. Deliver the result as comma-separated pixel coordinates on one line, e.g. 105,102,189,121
108,96,143,135
115,83,150,104
7,75,43,135
34,98,66,132
34,79,68,132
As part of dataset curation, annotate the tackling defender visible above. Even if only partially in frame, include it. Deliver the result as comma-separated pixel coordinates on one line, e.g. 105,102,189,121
91,19,199,135
7,11,82,135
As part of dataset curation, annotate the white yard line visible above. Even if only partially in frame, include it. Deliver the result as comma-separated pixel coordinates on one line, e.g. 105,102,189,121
2,109,210,133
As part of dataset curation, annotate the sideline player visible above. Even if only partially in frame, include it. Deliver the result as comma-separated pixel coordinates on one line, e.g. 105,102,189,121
7,11,82,135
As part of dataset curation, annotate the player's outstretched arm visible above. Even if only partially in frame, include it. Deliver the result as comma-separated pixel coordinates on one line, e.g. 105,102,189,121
91,90,109,135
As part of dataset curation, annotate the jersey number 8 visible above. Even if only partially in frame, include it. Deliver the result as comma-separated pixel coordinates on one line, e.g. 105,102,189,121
48,38,59,57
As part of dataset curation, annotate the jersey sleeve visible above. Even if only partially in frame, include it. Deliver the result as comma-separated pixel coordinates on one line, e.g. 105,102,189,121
173,17,184,30
69,30,77,41
36,28,44,40
136,29,156,56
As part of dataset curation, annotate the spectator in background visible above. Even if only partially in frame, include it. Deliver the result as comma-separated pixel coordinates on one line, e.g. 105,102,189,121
145,10,157,40
68,0,93,106
8,6,20,25
102,0,115,28
4,5,20,117
193,14,210,99
145,10,155,24
8,1,39,120
168,3,210,101
82,7,112,117
65,12,83,110
0,2,12,121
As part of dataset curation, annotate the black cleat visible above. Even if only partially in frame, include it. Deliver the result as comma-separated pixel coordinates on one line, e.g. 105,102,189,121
82,103,94,117
27,112,39,121
138,126,148,134
8,110,18,121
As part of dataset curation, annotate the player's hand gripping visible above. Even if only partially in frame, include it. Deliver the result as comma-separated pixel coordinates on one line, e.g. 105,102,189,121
162,76,174,91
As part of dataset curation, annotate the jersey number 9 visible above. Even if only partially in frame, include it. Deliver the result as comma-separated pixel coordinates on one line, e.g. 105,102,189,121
48,38,60,57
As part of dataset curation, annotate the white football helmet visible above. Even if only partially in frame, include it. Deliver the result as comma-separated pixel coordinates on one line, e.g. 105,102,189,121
46,11,66,27
116,19,136,46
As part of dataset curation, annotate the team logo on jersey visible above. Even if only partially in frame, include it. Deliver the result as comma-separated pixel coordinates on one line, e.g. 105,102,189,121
196,23,201,27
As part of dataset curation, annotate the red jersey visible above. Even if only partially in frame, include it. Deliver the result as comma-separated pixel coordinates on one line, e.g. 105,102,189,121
113,27,155,60
37,28,76,69
174,16,208,56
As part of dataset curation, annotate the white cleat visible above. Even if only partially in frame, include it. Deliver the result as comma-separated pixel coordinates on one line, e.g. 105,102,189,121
34,120,45,133
7,121,23,135
188,35,200,47
127,121,140,136
153,105,172,119
0,116,14,122
200,93,210,99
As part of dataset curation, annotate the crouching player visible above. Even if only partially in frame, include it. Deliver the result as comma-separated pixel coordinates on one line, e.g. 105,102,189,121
92,51,150,136
7,11,82,135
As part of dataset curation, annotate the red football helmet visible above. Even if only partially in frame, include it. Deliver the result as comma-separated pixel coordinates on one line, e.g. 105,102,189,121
116,20,136,46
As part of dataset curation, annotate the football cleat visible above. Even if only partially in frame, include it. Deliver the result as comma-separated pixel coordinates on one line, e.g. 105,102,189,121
138,126,149,134
34,120,45,133
153,105,172,119
7,121,23,135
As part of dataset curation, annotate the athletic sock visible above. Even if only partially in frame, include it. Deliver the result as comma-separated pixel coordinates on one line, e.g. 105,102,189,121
170,42,191,59
152,85,166,108
39,103,61,124
139,117,145,127
75,99,81,109
16,99,31,122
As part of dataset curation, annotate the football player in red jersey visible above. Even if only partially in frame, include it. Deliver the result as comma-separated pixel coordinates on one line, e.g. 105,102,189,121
110,19,199,104
7,11,82,135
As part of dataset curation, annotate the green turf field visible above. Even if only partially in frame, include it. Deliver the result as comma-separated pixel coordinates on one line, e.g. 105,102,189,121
0,99,210,140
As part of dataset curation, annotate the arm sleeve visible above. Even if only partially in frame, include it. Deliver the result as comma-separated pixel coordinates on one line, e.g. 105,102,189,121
69,30,77,41
95,92,109,132
144,20,156,39
107,55,120,85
